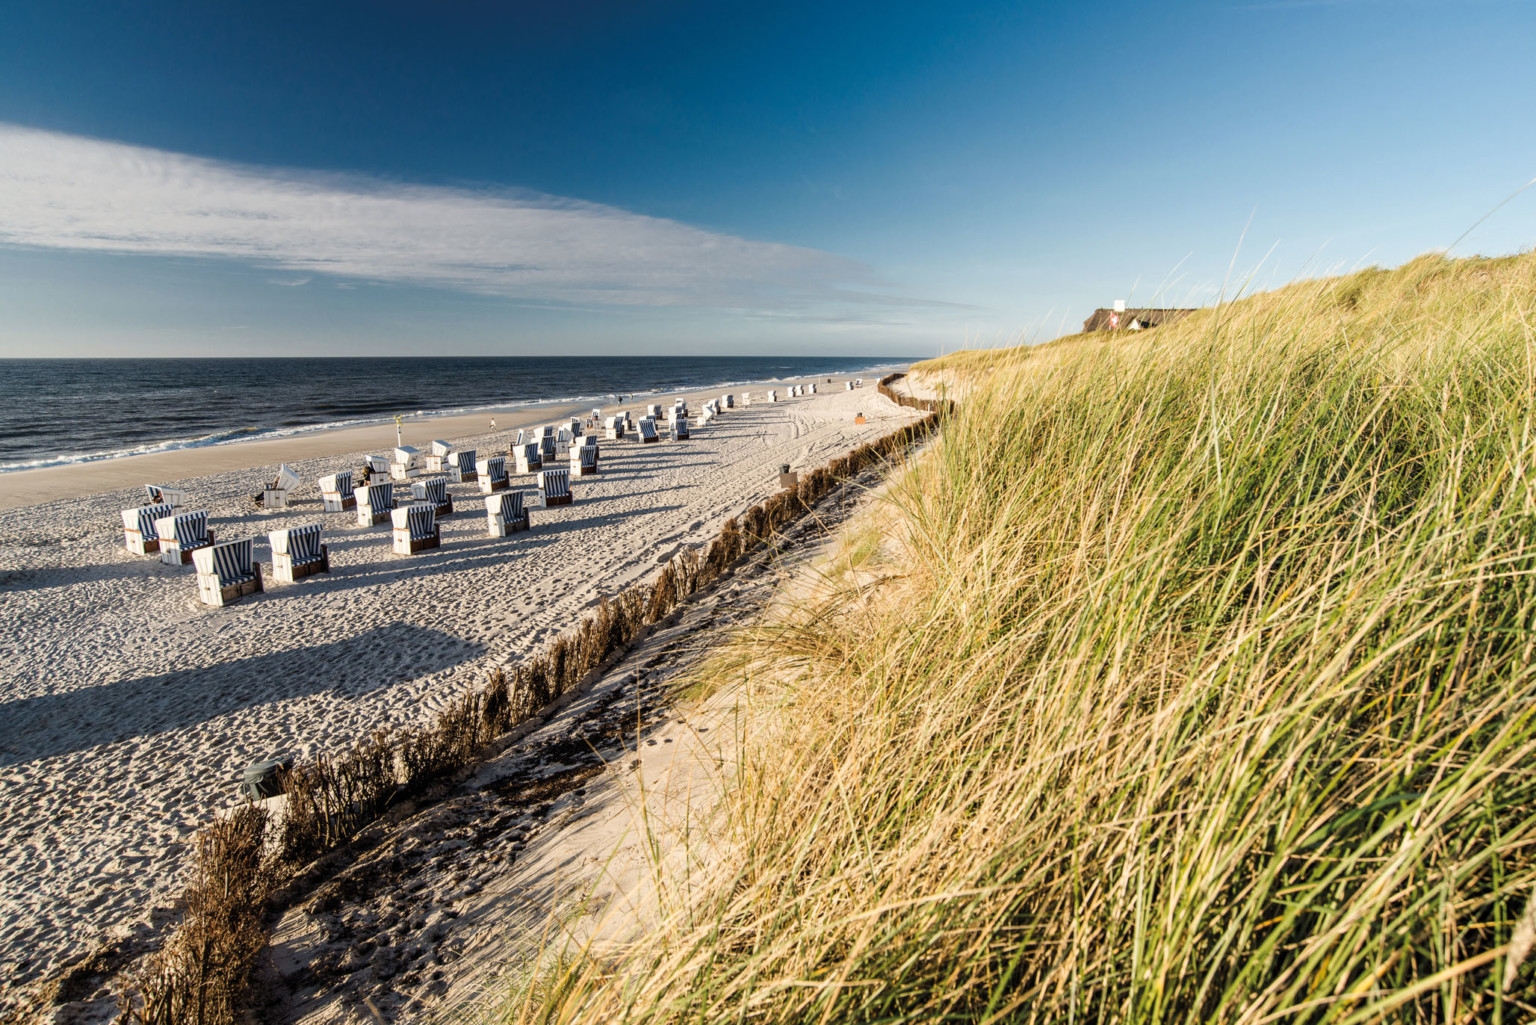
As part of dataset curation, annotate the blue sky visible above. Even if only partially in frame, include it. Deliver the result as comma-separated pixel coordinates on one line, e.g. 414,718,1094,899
1,0,1533,357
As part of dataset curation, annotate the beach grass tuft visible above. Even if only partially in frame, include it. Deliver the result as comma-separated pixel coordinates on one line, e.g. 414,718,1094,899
504,251,1536,1023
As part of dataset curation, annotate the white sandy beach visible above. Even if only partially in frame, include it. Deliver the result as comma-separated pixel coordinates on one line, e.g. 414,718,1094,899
0,378,915,994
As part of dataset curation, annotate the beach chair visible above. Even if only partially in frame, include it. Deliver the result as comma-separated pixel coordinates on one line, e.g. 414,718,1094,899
514,443,543,474
540,468,573,507
262,463,302,510
390,446,422,481
567,418,583,438
144,484,188,508
391,503,440,555
411,476,454,517
742,393,752,407
770,390,780,403
514,428,527,447
155,509,214,566
425,440,454,473
485,490,530,537
449,448,478,484
809,383,817,394
121,503,174,555
571,444,598,476
355,481,395,526
319,471,356,512
539,432,558,465
605,416,626,441
637,417,660,443
192,537,263,607
555,428,573,459
269,523,330,583
672,417,690,440
724,394,734,409
646,403,663,420
477,454,509,493
846,380,855,391
364,454,390,480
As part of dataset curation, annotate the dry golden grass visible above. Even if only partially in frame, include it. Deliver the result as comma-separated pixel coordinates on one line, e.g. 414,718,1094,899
502,250,1536,1024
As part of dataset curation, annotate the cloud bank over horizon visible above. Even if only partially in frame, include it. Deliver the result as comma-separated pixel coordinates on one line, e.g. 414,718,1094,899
0,124,897,312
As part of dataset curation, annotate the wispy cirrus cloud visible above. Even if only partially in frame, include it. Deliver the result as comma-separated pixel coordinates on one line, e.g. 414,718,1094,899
0,123,906,312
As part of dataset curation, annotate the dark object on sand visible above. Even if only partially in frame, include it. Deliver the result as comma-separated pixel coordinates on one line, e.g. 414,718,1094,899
242,756,294,800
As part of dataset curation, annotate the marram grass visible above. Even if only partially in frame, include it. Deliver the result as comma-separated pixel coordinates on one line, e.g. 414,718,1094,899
504,252,1536,1024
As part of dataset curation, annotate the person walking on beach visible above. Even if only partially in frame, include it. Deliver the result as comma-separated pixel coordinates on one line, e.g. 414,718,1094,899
490,416,497,432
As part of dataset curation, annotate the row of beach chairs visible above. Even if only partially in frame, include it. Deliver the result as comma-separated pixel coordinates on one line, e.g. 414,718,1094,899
120,386,827,607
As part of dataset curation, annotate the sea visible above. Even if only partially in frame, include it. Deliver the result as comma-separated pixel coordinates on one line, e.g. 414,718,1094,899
0,356,906,472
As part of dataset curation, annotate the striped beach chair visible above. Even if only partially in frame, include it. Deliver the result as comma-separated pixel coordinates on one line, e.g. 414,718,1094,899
356,481,394,526
646,404,663,420
485,490,530,537
514,443,542,475
144,484,188,508
425,440,454,473
539,432,558,465
605,416,626,441
539,468,573,507
269,523,330,584
365,454,390,479
637,418,660,444
450,448,478,484
193,537,264,607
390,446,422,481
477,454,509,493
571,444,598,476
391,503,440,555
121,503,173,555
319,471,355,513
556,428,573,459
411,476,454,516
155,509,213,566
724,394,734,409
672,416,690,440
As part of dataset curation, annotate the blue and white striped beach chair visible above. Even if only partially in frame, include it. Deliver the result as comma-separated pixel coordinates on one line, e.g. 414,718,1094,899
356,481,394,526
411,475,454,516
672,416,690,440
514,443,543,475
484,490,530,537
605,416,626,441
477,454,509,493
724,394,734,409
637,418,660,443
121,503,174,555
570,443,598,476
555,428,572,459
450,449,478,484
270,523,330,583
365,454,390,478
144,484,187,508
391,503,440,555
192,537,263,606
319,471,355,513
539,431,558,465
155,509,213,566
539,468,573,507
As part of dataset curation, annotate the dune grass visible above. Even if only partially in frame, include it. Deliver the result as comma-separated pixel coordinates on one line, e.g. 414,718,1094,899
505,251,1536,1023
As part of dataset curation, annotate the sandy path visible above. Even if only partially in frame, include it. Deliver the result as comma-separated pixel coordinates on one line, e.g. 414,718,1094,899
0,381,912,994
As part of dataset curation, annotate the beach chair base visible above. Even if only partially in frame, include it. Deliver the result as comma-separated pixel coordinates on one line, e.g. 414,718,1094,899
358,509,391,527
322,494,357,513
425,456,448,473
123,532,160,556
640,436,660,444
432,498,454,517
544,493,573,507
479,477,509,494
487,514,531,537
393,532,441,556
273,547,331,584
160,532,214,566
451,470,479,485
262,488,289,510
571,464,597,477
198,566,263,607
390,464,419,481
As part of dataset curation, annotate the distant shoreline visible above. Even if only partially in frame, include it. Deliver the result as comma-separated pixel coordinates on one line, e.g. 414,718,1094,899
0,370,899,511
